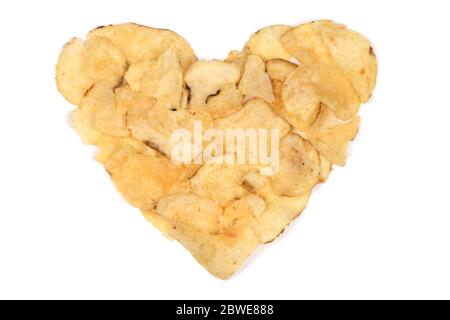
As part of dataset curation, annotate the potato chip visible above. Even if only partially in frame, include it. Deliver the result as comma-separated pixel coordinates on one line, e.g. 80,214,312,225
200,83,243,119
282,62,361,129
215,98,290,138
191,163,255,207
124,49,183,109
281,20,377,102
88,23,196,73
156,193,222,234
185,60,241,108
127,101,212,159
71,82,128,144
244,25,292,61
167,222,260,280
56,36,127,105
297,105,360,166
266,59,298,82
239,55,275,103
225,50,248,73
99,138,195,210
270,134,320,196
219,194,266,236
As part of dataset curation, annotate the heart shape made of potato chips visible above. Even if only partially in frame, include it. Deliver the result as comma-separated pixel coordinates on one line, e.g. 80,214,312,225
56,20,377,279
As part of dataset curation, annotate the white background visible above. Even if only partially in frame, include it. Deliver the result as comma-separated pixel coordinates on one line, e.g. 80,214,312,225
0,0,449,300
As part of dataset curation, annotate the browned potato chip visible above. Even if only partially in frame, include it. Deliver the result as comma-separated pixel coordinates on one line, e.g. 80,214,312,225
244,25,292,61
239,55,275,103
56,36,127,105
124,49,183,109
281,20,377,102
88,23,196,73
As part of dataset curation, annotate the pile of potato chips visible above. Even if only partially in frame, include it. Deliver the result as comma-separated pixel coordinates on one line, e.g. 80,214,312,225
56,20,377,279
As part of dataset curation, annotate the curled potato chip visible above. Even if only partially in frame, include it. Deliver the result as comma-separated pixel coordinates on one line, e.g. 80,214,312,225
270,134,320,197
225,50,248,73
253,191,311,243
71,82,129,144
297,105,360,166
281,20,377,102
318,154,332,183
156,193,222,234
241,171,311,243
185,60,241,108
167,221,260,280
282,62,360,129
56,36,127,105
239,55,275,103
124,49,183,109
88,23,196,73
98,139,195,210
244,25,292,61
266,59,298,82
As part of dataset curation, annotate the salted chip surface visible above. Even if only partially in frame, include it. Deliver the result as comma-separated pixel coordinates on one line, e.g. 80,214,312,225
56,21,377,279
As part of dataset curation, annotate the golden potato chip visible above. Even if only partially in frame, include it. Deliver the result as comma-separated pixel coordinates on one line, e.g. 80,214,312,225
185,60,241,108
167,221,260,280
124,49,183,109
318,154,332,183
127,101,212,159
221,194,266,235
239,55,275,103
156,193,222,234
56,36,127,105
297,105,360,166
215,98,290,138
99,139,195,210
270,134,320,196
201,83,243,119
282,61,360,130
191,163,255,207
266,59,298,82
281,20,377,102
71,82,128,144
244,25,292,61
225,50,248,73
252,191,311,243
88,23,196,73
241,171,311,243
